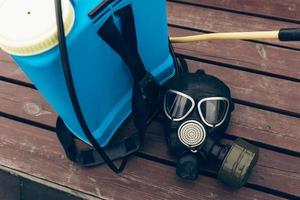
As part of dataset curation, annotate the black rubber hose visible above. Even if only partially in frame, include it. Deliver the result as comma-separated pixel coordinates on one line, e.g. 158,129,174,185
54,0,127,173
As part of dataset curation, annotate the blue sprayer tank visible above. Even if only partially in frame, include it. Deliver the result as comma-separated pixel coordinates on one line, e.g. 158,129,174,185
0,0,175,146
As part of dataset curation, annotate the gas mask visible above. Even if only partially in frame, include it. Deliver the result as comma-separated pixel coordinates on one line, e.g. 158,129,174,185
163,70,259,188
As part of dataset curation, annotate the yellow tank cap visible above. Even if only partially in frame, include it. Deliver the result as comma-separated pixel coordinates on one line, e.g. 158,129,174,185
0,0,75,56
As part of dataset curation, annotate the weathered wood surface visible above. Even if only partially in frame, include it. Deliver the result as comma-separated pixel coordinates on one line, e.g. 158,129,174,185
1,80,300,197
170,0,300,23
2,63,300,153
169,27,300,80
186,60,300,113
143,122,300,197
0,117,285,200
1,0,300,199
168,1,300,49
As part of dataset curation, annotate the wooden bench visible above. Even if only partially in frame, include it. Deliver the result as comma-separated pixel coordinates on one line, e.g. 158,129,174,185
0,0,299,199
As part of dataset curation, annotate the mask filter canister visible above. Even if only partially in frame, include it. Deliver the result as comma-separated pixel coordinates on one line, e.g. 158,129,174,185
218,138,259,187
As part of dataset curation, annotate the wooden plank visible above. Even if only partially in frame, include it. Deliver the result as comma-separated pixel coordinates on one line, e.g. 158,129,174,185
177,53,300,114
0,117,281,200
171,0,300,23
167,1,300,49
0,50,13,63
4,48,300,115
0,81,299,197
170,26,300,80
2,67,300,153
0,81,56,126
0,51,30,83
0,1,299,198
2,45,300,116
0,79,298,152
228,104,300,153
142,122,300,197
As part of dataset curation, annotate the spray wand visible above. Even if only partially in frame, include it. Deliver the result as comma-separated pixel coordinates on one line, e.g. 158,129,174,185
170,28,300,43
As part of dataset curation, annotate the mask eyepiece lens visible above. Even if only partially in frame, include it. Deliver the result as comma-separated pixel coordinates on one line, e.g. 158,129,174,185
164,90,194,121
198,98,229,126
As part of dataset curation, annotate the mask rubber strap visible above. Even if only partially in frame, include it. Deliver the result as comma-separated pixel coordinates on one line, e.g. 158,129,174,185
55,0,130,173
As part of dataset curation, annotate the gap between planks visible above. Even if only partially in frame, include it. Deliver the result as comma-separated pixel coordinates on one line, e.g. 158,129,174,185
0,117,288,200
167,0,300,24
1,80,300,155
167,1,300,50
0,86,299,197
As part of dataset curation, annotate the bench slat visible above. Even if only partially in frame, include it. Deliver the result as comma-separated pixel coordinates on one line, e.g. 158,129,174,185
0,117,283,200
168,1,300,49
1,80,300,152
182,58,300,114
0,51,30,83
171,0,300,22
142,122,300,197
1,0,300,197
170,27,300,80
0,81,300,196
0,81,56,126
2,57,300,152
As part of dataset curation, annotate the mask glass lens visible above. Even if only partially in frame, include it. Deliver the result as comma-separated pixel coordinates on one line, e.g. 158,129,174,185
199,99,228,125
165,91,194,120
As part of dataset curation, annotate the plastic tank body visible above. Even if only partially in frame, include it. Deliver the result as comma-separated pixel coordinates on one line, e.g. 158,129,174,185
5,0,175,146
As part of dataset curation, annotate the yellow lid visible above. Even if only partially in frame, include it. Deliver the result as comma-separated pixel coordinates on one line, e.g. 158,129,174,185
0,0,75,56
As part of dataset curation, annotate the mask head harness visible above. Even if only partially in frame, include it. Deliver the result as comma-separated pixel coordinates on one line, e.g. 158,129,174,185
163,70,259,187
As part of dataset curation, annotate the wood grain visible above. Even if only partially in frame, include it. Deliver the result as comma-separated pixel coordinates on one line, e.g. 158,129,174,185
170,27,300,80
171,0,300,22
0,117,282,200
0,50,13,63
1,0,300,199
1,79,300,152
0,51,30,83
180,56,300,114
167,1,300,49
142,121,300,196
0,81,56,126
0,81,300,196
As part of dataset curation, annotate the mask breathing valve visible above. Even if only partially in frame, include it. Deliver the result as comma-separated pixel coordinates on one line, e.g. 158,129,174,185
178,120,206,149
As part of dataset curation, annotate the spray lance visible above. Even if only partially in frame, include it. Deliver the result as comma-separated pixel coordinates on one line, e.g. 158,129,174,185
170,28,300,43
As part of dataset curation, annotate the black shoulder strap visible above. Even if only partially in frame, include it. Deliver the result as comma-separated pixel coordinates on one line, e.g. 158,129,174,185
98,6,160,141
55,0,159,172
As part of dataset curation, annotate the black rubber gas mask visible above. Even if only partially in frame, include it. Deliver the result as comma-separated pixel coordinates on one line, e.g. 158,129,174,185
163,70,259,188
